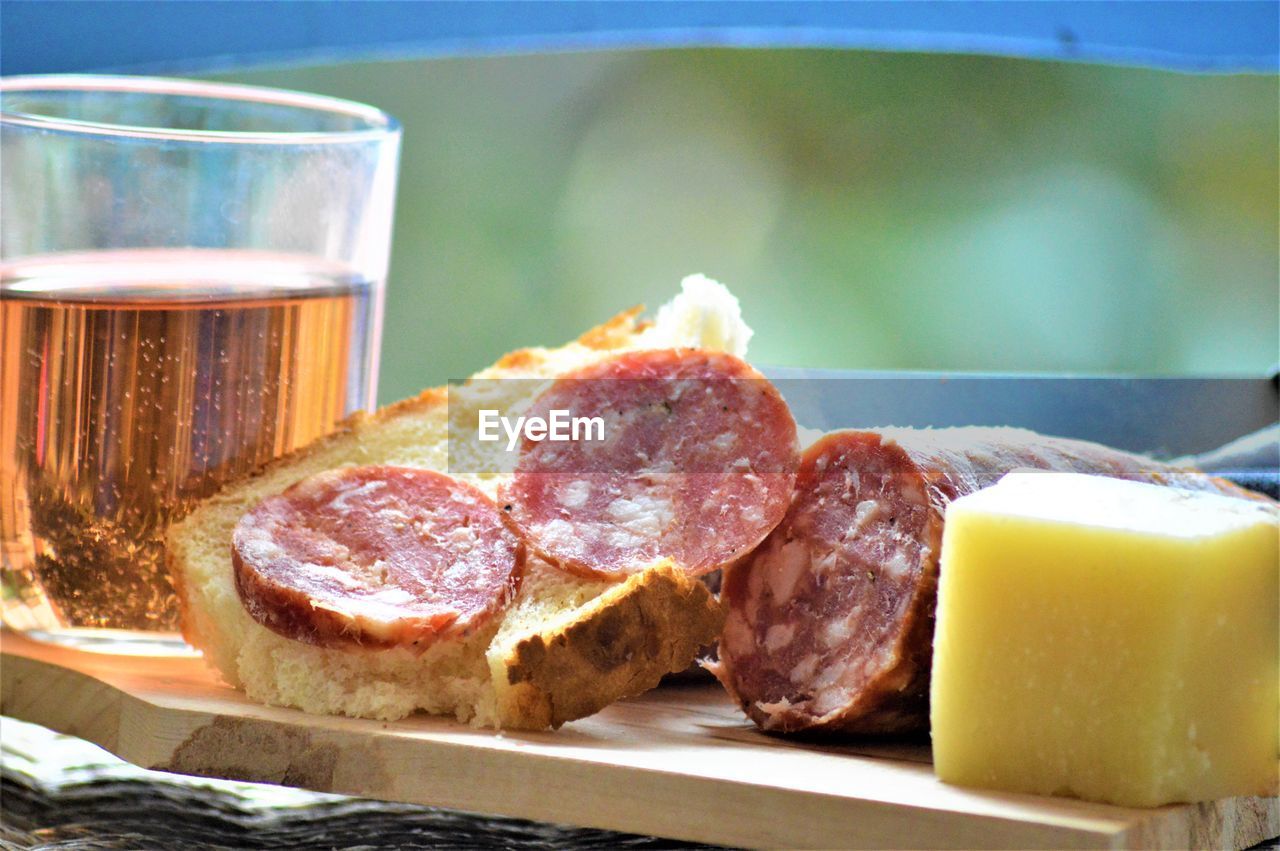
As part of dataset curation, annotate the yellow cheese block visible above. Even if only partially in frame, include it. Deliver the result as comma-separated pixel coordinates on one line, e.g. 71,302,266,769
930,471,1279,808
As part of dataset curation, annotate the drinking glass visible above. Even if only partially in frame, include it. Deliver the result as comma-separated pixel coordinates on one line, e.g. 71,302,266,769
1,75,400,649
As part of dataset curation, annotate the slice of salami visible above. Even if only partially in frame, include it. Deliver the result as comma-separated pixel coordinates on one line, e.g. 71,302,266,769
715,427,1265,735
233,465,525,650
499,349,799,580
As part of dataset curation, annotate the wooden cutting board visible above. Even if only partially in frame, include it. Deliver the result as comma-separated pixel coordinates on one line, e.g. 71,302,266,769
1,630,1275,850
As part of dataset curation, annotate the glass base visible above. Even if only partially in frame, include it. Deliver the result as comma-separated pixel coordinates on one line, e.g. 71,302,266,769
13,627,199,657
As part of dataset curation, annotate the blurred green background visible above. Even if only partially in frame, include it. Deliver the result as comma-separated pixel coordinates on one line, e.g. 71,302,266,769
212,50,1278,405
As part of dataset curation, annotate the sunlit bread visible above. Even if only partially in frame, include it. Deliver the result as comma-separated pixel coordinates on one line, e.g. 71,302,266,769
167,277,744,728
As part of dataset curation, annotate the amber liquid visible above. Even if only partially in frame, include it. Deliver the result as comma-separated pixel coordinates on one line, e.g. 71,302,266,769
1,249,382,635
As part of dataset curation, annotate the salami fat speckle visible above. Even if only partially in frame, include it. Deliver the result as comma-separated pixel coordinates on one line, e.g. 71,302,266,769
500,349,798,580
233,465,524,650
715,427,1262,735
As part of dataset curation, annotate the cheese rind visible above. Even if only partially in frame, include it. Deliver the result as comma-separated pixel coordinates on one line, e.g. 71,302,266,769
930,471,1279,807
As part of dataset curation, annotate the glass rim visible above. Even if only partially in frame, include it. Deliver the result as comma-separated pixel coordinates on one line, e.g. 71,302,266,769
0,73,400,145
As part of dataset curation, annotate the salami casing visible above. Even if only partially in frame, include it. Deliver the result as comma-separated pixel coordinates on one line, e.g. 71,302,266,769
714,427,1261,735
233,465,525,650
500,349,798,580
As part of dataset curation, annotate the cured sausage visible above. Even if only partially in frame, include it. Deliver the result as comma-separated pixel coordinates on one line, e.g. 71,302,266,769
500,349,798,580
233,465,525,650
714,427,1261,735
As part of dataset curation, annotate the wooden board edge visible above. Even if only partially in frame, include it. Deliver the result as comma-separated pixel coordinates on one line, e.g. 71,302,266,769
2,644,1271,850
0,647,1111,849
1121,795,1280,851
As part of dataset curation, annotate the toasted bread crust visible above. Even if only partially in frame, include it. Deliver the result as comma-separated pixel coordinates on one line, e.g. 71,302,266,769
168,304,729,728
495,561,724,729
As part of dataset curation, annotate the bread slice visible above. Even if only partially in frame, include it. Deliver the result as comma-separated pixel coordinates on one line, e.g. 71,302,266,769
167,276,743,729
